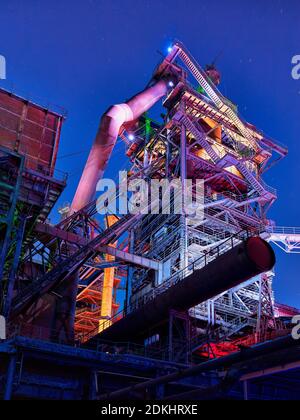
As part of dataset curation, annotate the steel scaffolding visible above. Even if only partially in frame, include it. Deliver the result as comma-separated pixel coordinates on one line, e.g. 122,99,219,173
1,42,297,367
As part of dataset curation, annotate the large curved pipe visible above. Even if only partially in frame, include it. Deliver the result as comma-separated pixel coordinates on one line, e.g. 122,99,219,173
94,237,276,342
71,80,169,213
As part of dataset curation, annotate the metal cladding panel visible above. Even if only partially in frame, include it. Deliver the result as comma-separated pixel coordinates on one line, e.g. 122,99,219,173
96,238,276,342
0,88,64,173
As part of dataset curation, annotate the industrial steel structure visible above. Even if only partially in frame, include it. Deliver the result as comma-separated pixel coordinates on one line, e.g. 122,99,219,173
0,43,300,400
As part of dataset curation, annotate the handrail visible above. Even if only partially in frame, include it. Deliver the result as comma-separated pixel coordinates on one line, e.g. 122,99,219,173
267,226,300,235
129,230,251,312
80,230,253,343
173,41,258,152
23,155,68,183
7,322,173,363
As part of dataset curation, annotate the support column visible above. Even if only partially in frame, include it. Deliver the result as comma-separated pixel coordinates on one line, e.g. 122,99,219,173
180,113,188,270
125,229,135,315
89,371,98,401
168,311,173,361
4,354,17,401
156,383,165,399
243,380,249,401
99,215,119,332
3,215,27,318
0,153,24,305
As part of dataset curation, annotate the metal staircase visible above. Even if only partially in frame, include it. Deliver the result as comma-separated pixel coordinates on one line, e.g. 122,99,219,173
11,213,138,317
190,317,255,353
177,112,220,163
173,41,258,152
235,161,265,195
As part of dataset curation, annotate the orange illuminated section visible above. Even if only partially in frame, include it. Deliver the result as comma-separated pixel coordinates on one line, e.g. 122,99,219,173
202,117,222,143
98,215,119,333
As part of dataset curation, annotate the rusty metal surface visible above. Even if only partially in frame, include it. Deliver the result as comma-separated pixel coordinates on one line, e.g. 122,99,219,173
0,87,64,173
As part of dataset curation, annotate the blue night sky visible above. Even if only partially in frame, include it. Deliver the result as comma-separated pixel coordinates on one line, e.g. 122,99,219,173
0,0,299,307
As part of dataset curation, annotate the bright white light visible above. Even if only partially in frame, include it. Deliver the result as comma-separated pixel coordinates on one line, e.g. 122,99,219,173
167,46,173,53
168,81,174,88
128,134,135,141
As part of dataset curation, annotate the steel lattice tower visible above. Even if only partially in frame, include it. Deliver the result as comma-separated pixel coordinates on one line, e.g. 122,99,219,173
120,42,287,356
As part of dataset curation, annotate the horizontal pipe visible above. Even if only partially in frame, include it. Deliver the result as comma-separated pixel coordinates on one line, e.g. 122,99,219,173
240,360,300,382
96,237,275,342
99,334,297,400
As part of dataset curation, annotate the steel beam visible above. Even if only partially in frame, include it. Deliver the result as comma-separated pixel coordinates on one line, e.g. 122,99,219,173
34,222,162,271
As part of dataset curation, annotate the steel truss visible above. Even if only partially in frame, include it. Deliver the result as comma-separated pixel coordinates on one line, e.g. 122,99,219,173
4,42,295,359
122,42,289,357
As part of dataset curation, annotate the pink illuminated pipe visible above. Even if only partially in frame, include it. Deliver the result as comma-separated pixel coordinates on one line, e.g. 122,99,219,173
71,80,169,213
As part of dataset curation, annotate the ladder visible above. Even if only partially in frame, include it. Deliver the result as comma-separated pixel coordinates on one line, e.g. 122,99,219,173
173,42,258,152
235,162,265,195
